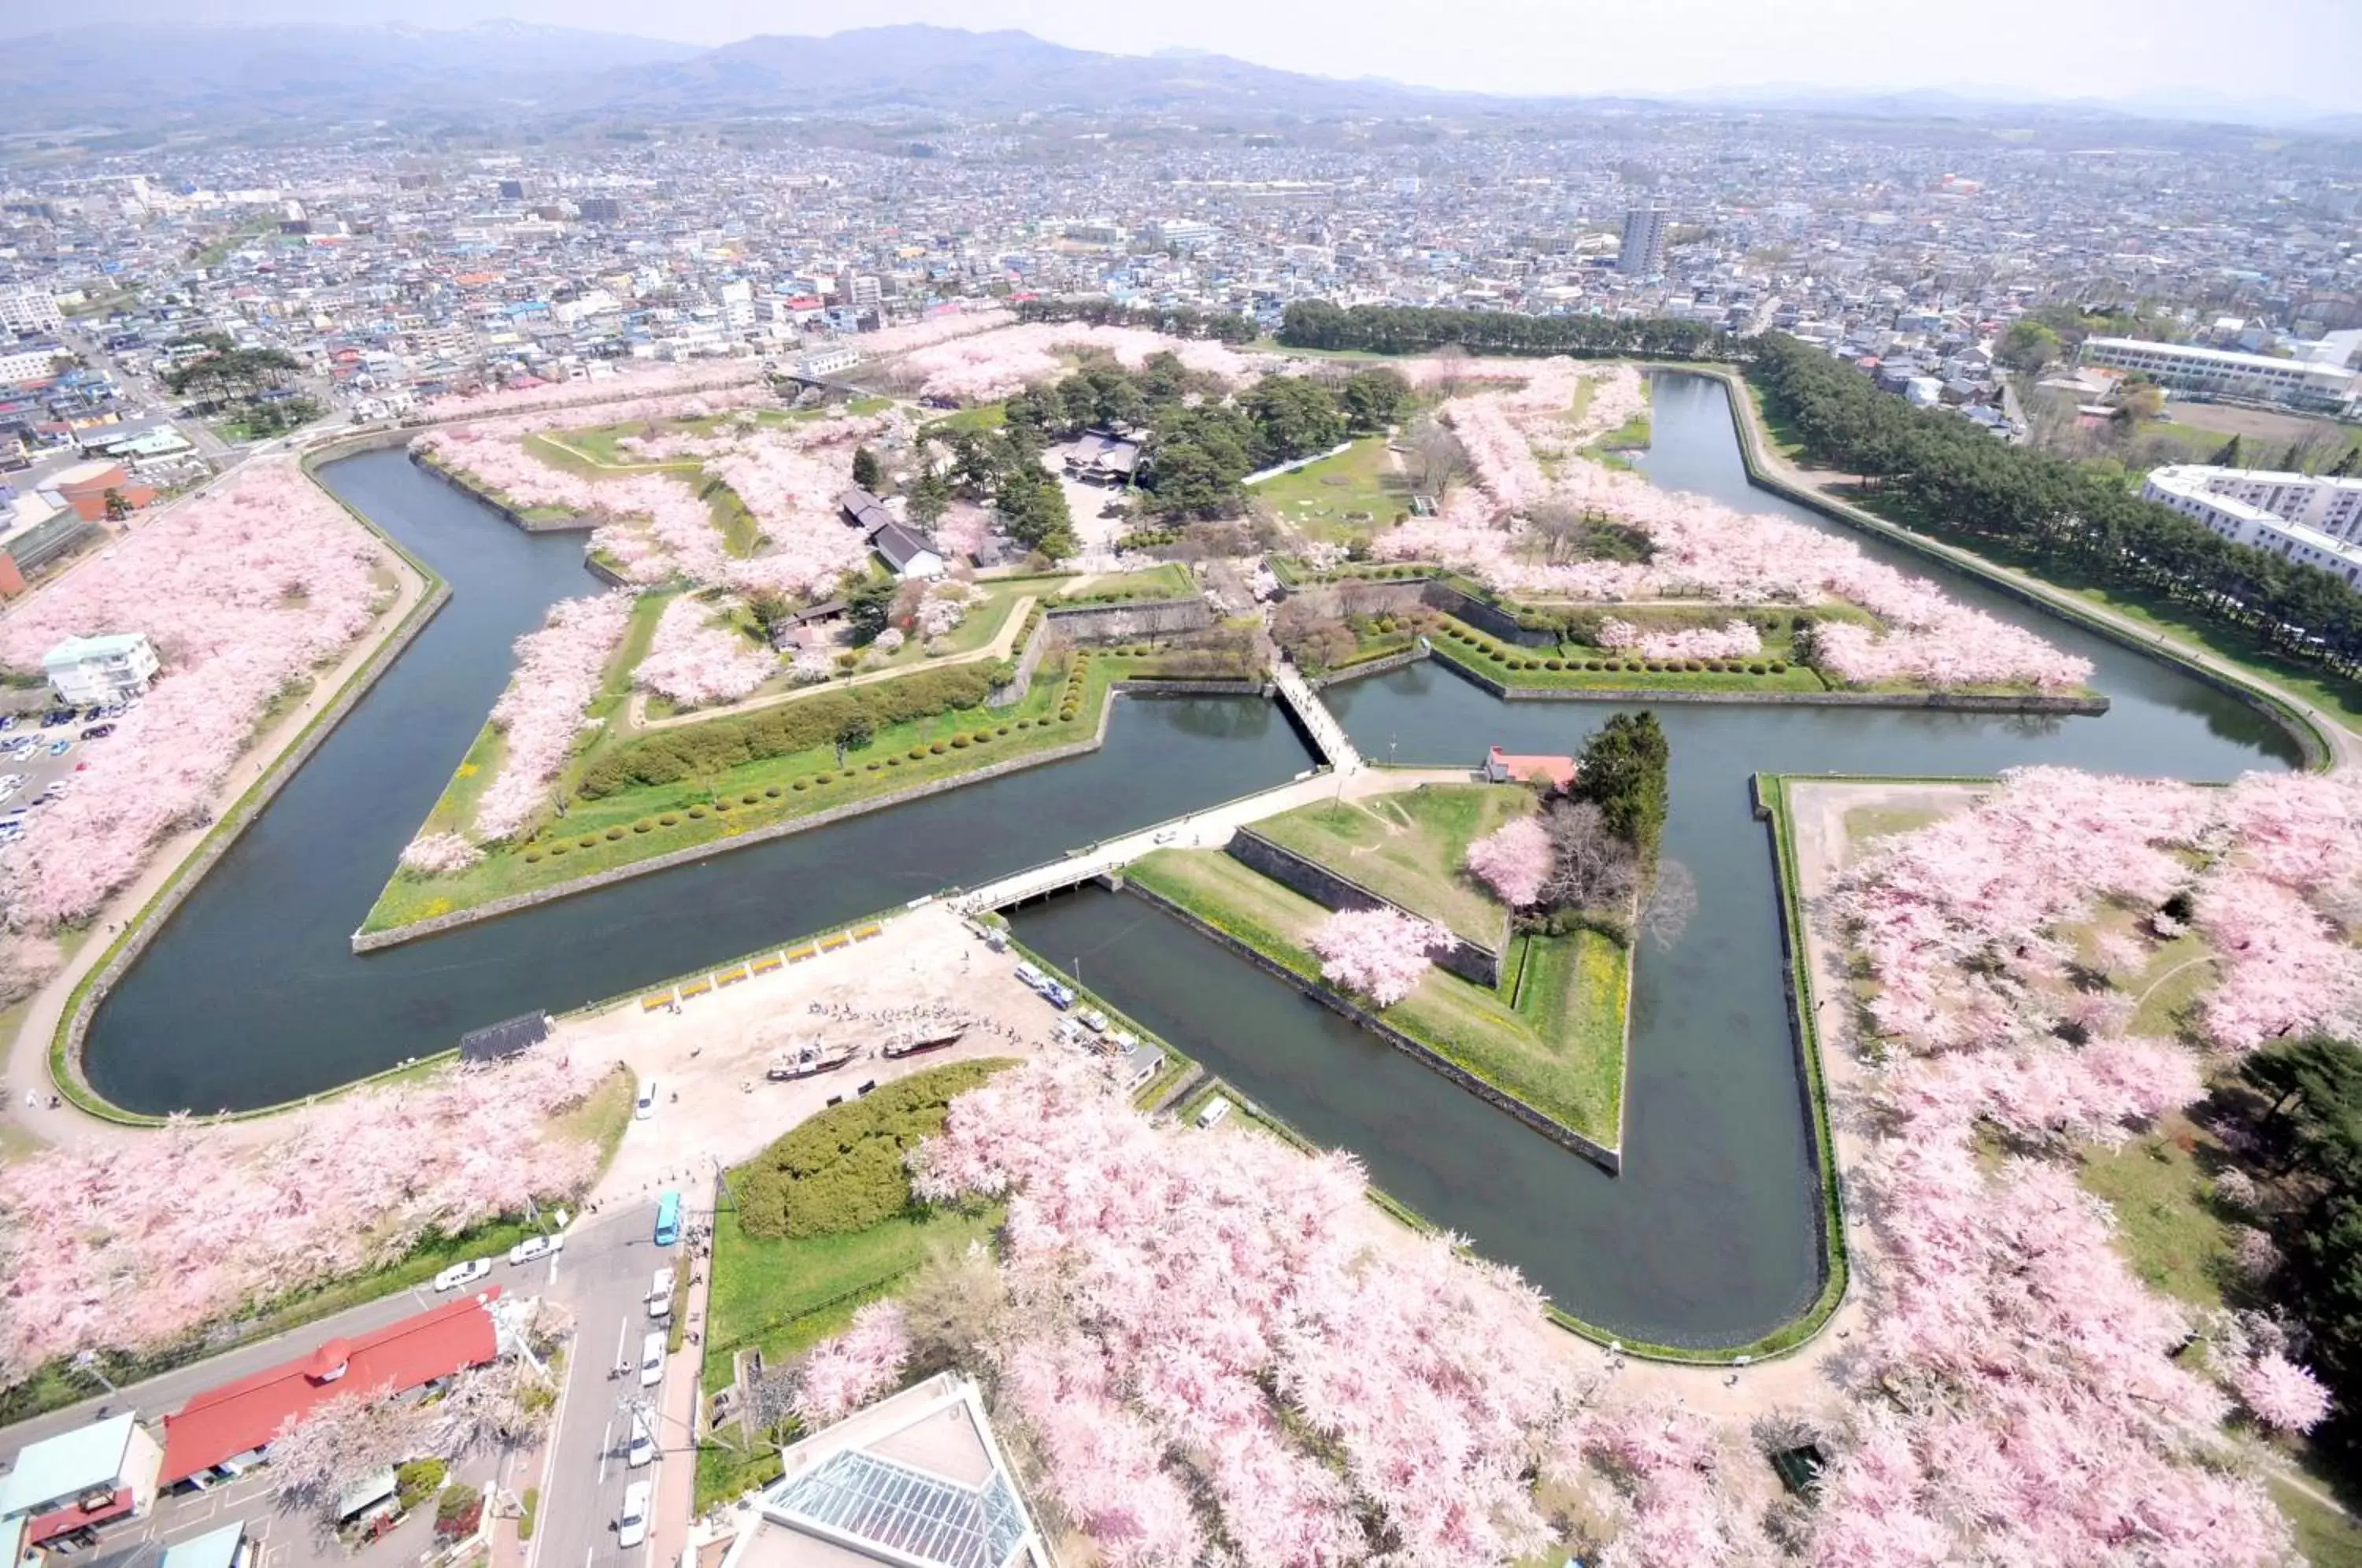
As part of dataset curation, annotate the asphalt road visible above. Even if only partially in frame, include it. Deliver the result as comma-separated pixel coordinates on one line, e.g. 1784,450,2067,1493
528,1200,671,1568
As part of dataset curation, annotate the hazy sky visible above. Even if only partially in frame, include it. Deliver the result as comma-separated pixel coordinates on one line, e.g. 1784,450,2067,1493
9,0,2361,113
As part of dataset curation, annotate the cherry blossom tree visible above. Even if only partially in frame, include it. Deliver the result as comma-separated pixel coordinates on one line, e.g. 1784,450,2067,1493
0,459,386,929
265,1381,428,1518
910,1059,1609,1568
1306,908,1449,1006
791,1300,910,1426
1465,815,1552,907
399,831,483,878
0,1047,608,1379
1364,363,2094,693
475,594,634,842
634,596,776,709
2234,1351,2332,1433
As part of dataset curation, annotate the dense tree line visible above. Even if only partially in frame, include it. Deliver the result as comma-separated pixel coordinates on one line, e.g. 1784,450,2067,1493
1013,296,1258,344
2235,1034,2362,1464
1002,353,1408,521
1750,333,2362,676
1277,301,1738,361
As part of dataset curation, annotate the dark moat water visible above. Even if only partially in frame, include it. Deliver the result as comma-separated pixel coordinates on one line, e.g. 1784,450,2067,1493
88,377,2299,1344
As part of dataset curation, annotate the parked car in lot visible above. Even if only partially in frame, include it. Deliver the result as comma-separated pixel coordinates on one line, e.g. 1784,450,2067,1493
507,1233,563,1267
80,724,114,741
431,1258,493,1292
47,740,70,757
0,716,15,732
40,710,72,728
616,1481,652,1548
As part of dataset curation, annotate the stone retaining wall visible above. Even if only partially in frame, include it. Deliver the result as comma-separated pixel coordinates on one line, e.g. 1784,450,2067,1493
352,684,1131,952
1045,597,1216,639
1124,879,1620,1174
1226,827,1505,986
1109,677,1269,697
986,616,1053,710
62,580,456,1095
1308,645,1428,689
1428,644,2112,713
410,451,597,534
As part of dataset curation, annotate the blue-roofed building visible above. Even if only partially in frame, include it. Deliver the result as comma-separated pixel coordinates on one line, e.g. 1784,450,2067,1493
0,1411,163,1549
719,1374,1045,1568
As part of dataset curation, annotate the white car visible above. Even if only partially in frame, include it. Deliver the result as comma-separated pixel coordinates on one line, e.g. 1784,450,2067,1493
616,1481,652,1548
647,1267,676,1319
635,1078,657,1120
626,1407,655,1468
507,1234,564,1267
640,1329,665,1387
431,1258,493,1292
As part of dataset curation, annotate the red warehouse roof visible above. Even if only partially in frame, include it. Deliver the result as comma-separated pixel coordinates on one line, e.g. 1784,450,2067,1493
160,1289,502,1484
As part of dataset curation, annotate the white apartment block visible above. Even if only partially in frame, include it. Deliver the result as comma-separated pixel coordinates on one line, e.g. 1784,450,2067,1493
0,345,64,386
2080,336,2360,414
2142,464,2362,586
0,284,64,335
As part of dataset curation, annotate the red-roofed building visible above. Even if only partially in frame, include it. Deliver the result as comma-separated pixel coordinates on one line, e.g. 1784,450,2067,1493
1481,746,1577,790
159,1290,503,1487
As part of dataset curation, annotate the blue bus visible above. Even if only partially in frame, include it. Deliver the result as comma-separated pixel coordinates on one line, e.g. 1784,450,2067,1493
653,1190,680,1248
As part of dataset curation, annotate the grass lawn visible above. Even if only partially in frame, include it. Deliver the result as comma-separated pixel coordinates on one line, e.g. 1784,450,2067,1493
2075,1110,2240,1309
920,402,1008,434
1842,804,1945,845
2272,1477,2362,1567
703,1204,997,1392
692,1201,996,1507
1247,437,1410,542
857,577,1037,675
364,656,1116,932
1128,848,1629,1145
1052,562,1195,601
1252,783,1525,945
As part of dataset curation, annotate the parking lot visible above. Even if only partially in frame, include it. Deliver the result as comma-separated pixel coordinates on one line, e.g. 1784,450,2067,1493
0,699,134,849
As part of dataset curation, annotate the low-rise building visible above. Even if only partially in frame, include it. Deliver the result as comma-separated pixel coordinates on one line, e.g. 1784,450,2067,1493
46,460,154,520
717,1373,1047,1568
0,1412,165,1551
44,632,159,705
2079,337,2360,415
2143,464,2362,587
159,1289,505,1488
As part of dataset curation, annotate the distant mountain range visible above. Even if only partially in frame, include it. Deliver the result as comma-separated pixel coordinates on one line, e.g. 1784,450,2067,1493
0,20,2350,136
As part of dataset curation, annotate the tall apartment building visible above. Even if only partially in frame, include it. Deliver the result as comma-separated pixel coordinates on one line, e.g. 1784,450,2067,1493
2142,464,2362,586
2079,337,2360,415
1618,206,1669,278
835,270,881,312
0,285,62,335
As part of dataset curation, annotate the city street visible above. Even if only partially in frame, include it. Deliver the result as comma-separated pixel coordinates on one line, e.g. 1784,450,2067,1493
526,1199,673,1568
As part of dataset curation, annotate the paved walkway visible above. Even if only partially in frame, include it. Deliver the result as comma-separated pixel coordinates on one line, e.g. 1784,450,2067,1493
621,595,1041,735
1722,371,2361,771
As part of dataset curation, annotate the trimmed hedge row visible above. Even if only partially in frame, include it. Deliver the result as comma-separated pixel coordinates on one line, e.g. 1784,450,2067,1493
734,1060,1011,1239
581,664,1001,796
